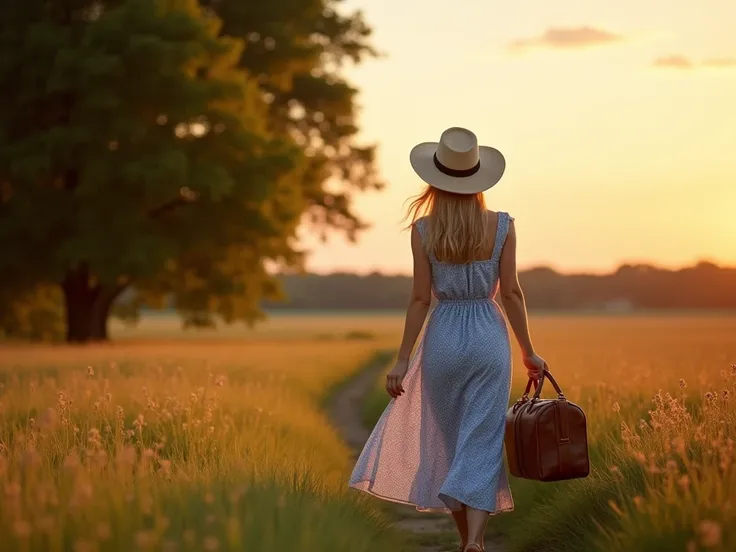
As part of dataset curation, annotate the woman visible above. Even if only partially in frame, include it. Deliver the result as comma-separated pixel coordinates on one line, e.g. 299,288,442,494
349,127,547,552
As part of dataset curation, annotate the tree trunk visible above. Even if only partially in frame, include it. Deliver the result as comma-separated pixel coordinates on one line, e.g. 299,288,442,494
89,286,126,341
62,267,126,343
62,267,100,343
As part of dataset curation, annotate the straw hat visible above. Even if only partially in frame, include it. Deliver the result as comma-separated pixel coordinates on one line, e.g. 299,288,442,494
409,127,506,194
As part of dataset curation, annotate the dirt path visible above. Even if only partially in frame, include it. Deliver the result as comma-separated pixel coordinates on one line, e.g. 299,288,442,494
328,355,505,552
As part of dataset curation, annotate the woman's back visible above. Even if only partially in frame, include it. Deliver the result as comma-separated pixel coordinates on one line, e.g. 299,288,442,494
415,211,513,302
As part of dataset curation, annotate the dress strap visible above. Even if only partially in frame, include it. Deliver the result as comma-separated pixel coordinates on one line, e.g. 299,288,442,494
491,212,513,263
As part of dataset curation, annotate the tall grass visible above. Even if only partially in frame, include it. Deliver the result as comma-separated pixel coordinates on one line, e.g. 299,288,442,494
362,315,736,551
0,340,406,552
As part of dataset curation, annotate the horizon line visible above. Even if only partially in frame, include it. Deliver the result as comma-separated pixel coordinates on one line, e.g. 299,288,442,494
281,259,733,278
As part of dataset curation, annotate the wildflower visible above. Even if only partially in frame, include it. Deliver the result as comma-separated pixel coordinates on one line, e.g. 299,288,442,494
87,366,95,377
157,516,170,531
159,459,172,475
633,451,647,464
141,494,154,515
203,537,220,551
36,515,55,533
63,452,81,472
13,519,32,538
183,530,195,544
607,499,624,516
70,480,93,506
73,539,97,552
679,378,687,389
21,447,41,469
5,481,22,498
723,389,730,401
697,520,722,547
134,530,154,548
97,522,111,540
705,391,715,403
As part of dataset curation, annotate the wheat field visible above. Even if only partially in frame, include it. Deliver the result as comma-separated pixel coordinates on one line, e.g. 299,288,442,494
363,314,736,552
1,313,735,552
0,329,405,552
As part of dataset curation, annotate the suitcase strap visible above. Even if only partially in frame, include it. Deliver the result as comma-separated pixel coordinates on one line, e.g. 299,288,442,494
532,369,566,400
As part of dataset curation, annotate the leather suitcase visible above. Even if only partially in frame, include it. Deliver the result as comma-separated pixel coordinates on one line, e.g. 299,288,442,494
504,369,590,482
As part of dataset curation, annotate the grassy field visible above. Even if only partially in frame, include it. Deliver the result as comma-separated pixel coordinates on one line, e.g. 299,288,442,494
0,325,407,552
3,312,735,551
363,314,736,552
108,311,405,342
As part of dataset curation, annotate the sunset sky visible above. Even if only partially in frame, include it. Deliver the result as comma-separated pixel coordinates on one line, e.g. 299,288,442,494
299,0,736,275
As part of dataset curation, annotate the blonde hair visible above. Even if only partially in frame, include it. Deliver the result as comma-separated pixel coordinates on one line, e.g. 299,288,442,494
404,185,491,263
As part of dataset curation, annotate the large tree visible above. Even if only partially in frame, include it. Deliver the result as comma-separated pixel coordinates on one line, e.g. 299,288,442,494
0,0,379,342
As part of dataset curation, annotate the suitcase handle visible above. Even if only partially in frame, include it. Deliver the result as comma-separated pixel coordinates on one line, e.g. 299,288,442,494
532,369,566,401
519,369,566,402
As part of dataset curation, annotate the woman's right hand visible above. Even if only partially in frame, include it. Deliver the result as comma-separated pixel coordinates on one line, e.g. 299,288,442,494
522,353,547,381
385,359,409,398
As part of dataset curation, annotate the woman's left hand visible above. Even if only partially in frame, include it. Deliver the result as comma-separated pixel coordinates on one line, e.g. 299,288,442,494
385,359,409,398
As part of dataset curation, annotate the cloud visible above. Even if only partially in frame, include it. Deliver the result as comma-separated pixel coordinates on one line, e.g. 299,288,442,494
508,26,624,54
652,54,736,70
652,55,694,69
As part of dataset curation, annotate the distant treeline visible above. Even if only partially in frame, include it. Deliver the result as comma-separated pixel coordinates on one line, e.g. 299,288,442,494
262,262,736,311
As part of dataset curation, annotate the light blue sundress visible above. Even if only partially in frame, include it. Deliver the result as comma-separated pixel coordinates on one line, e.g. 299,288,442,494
349,212,515,514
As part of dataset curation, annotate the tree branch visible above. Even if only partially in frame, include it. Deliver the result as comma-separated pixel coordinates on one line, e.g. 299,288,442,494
149,187,198,219
149,197,187,219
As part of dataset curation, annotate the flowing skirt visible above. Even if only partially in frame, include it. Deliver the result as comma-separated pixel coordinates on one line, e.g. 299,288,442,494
348,299,515,513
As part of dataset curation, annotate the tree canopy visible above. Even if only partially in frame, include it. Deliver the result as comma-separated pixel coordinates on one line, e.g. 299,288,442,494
0,0,379,342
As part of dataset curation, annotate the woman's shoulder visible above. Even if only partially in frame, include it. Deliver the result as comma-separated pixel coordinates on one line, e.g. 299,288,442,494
485,210,514,221
413,215,430,229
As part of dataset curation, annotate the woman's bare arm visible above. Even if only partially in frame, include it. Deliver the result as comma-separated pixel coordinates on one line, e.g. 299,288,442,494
387,224,432,397
498,220,536,357
397,224,432,362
